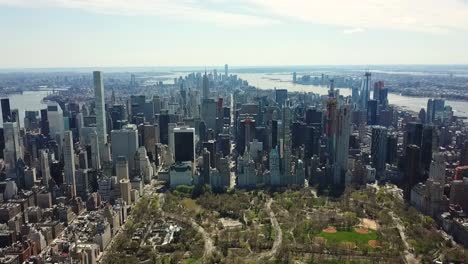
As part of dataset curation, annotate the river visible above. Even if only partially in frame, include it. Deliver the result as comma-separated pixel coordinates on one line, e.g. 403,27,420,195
235,73,468,118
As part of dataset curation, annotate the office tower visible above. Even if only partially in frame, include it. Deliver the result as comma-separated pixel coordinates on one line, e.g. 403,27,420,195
386,134,398,165
116,156,129,181
158,110,169,144
275,89,288,107
3,122,22,176
426,99,445,123
421,125,436,172
24,111,39,131
367,100,378,125
94,71,109,163
40,109,50,137
292,72,297,83
173,127,195,162
142,124,156,161
202,72,209,100
282,106,292,182
1,98,11,123
120,179,132,205
153,95,161,115
304,126,319,159
335,105,351,184
203,140,216,168
130,95,146,122
269,120,278,150
217,156,230,188
202,148,211,184
47,102,65,139
360,72,371,110
135,146,153,183
292,121,306,150
371,126,388,174
201,99,217,130
39,150,51,188
270,147,280,186
225,64,228,77
405,122,423,148
189,90,200,118
429,152,446,184
111,124,138,176
168,123,176,157
78,151,88,169
305,109,323,125
217,134,230,157
63,131,76,197
90,130,101,170
405,144,421,199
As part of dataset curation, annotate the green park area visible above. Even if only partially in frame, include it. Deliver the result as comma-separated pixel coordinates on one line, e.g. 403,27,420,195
317,229,378,248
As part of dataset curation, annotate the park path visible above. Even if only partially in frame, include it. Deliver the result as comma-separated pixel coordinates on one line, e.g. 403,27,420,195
389,212,420,264
258,198,283,260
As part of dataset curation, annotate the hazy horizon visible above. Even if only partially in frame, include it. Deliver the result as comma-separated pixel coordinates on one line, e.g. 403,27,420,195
2,0,468,68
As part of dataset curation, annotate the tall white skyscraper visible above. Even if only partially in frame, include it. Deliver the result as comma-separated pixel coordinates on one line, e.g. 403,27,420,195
225,64,228,77
93,71,108,162
3,122,22,176
39,149,51,188
111,124,138,175
63,131,76,197
47,102,64,139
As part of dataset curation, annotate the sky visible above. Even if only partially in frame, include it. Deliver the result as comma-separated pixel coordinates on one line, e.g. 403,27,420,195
1,0,468,68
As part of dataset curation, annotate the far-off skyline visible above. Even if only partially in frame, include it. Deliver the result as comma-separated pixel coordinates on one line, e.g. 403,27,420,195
2,0,468,68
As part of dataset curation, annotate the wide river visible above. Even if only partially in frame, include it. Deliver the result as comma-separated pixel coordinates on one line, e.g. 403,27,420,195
236,73,468,118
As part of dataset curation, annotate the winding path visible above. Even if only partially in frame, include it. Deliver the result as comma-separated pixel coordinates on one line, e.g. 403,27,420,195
390,212,419,264
258,198,283,260
164,212,215,259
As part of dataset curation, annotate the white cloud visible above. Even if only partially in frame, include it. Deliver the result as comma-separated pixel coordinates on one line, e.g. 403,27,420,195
247,0,468,33
343,28,365,34
0,0,277,26
2,0,468,33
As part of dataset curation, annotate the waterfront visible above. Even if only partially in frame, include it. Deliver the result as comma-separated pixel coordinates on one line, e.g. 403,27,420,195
235,73,468,118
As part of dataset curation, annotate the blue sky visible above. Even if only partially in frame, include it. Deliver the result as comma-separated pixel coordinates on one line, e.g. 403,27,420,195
1,0,468,68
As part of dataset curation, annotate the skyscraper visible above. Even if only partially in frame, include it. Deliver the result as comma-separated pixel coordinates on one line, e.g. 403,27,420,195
93,71,108,163
40,149,51,188
202,72,209,100
282,106,292,182
3,122,22,176
269,147,280,186
90,130,101,170
371,126,388,174
360,72,371,110
275,89,288,107
63,130,76,197
116,156,129,181
224,64,228,77
47,102,65,139
335,105,351,185
173,127,195,163
1,98,11,123
405,122,423,148
111,124,138,176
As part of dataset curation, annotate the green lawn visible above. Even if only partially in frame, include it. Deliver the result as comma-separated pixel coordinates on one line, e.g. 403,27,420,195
317,229,378,246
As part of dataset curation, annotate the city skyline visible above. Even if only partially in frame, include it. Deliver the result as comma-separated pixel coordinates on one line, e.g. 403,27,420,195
2,0,468,68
